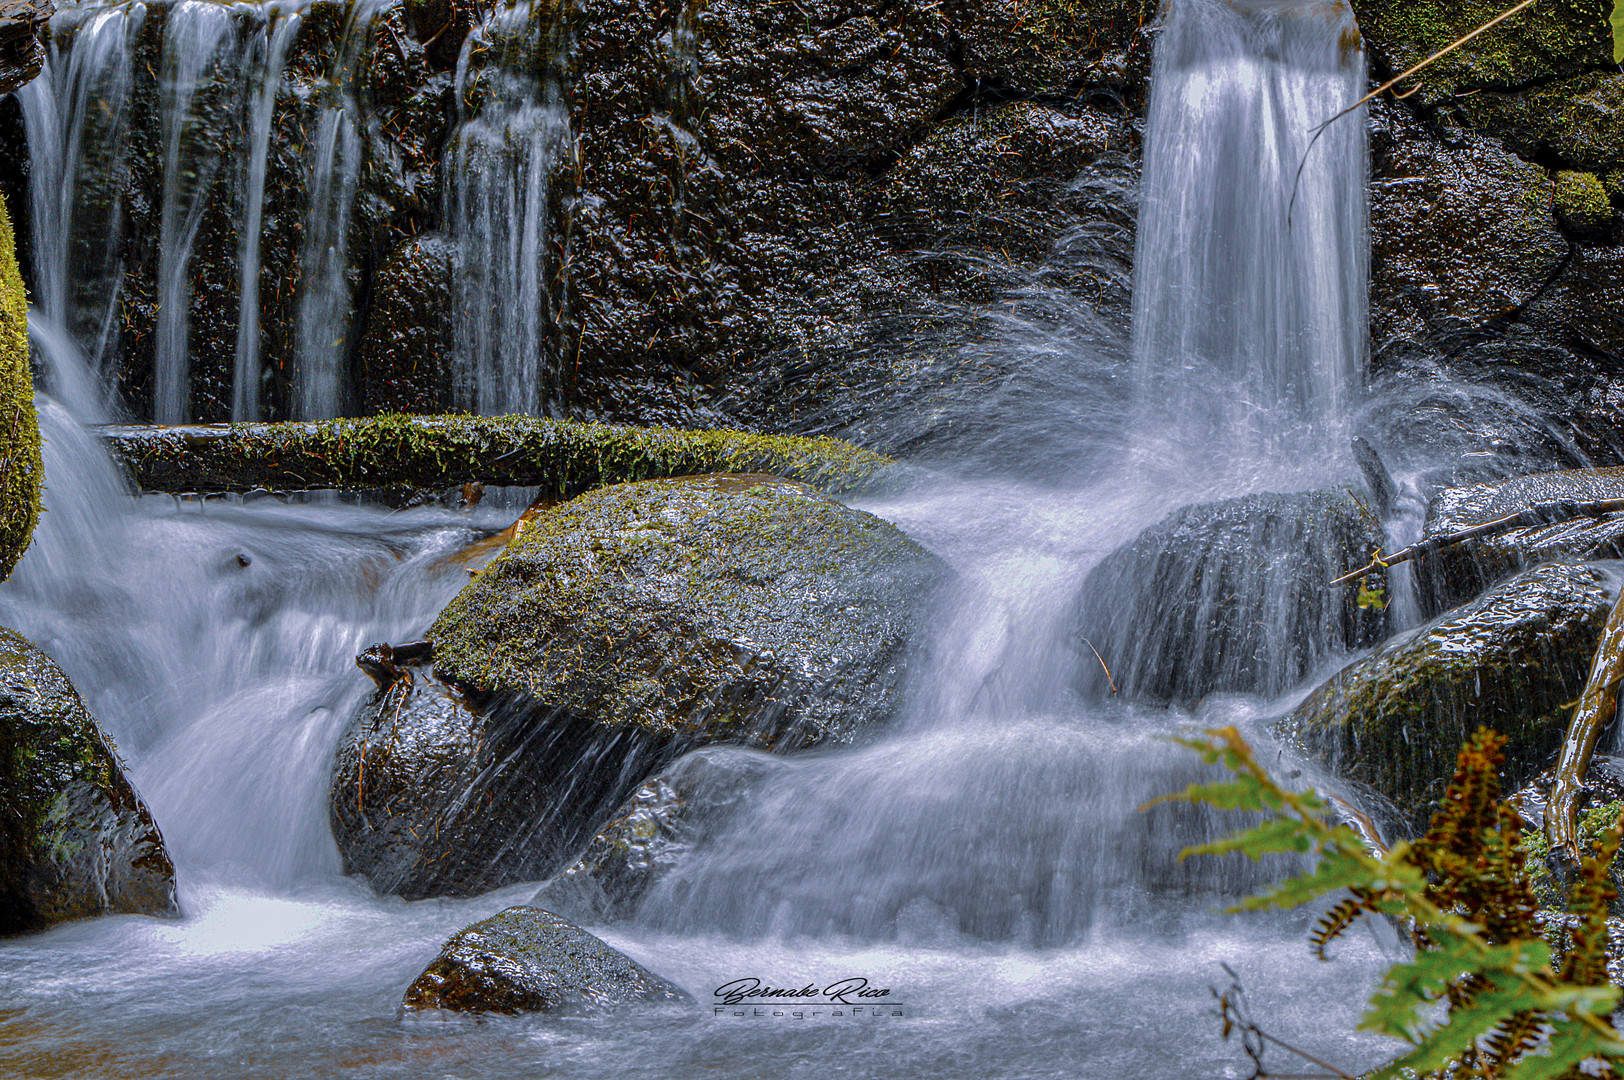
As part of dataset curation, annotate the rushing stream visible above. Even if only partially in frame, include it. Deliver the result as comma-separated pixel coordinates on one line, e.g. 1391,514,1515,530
0,0,1420,1076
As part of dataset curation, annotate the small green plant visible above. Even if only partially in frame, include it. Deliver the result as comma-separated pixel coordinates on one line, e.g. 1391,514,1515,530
1156,726,1624,1079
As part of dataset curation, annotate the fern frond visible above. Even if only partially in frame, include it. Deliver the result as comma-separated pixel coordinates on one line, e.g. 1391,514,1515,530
1311,896,1372,960
1562,805,1624,987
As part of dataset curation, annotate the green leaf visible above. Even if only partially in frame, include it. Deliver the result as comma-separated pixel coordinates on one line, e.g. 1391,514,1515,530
1612,0,1624,63
1366,983,1530,1079
1183,817,1312,861
1503,1021,1624,1080
1231,850,1371,912
1362,940,1550,1040
1148,778,1266,813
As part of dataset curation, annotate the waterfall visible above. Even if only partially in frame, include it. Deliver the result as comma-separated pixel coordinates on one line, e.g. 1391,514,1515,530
233,4,303,422
154,0,240,425
16,5,140,391
1131,0,1367,471
447,0,572,417
294,0,384,421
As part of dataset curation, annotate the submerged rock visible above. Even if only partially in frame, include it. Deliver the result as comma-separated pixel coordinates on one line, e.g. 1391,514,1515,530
0,628,177,935
1418,466,1624,615
530,747,786,925
1073,489,1387,704
400,906,693,1015
333,475,948,898
1280,562,1617,833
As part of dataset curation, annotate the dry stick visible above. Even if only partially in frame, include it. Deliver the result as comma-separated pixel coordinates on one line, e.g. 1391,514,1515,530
1329,497,1624,586
1287,0,1540,226
1078,634,1119,694
1547,587,1624,861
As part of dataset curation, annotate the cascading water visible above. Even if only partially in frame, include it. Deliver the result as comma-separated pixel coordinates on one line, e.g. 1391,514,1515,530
447,0,571,417
0,1,1406,1076
1132,0,1367,472
234,2,304,422
153,1,240,425
16,5,140,391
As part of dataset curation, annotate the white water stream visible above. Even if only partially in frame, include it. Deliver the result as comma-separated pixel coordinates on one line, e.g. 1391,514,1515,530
0,1,1409,1076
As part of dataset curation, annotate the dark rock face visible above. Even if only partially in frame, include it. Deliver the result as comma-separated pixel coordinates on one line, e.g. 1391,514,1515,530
530,746,785,925
431,474,950,747
0,627,177,935
400,906,693,1015
1073,489,1388,704
332,475,948,898
1280,561,1617,833
0,0,48,95
1418,466,1624,614
330,661,675,899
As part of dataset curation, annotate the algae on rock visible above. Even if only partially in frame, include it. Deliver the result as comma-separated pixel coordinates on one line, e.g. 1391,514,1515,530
0,195,39,582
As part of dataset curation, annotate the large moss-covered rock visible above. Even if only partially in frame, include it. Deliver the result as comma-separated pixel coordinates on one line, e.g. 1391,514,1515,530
431,474,949,744
529,746,785,925
1417,466,1624,614
332,474,948,898
0,627,177,935
0,195,39,581
1280,562,1617,833
400,906,693,1015
1073,489,1387,704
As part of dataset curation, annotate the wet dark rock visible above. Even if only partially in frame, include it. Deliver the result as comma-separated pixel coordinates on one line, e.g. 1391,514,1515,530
1418,466,1624,614
530,746,786,925
356,234,456,416
1280,561,1618,834
0,627,177,935
0,0,49,96
399,906,693,1015
333,475,947,898
431,475,950,747
1073,489,1388,704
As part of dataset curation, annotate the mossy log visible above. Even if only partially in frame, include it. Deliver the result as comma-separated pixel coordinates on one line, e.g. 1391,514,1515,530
95,414,895,497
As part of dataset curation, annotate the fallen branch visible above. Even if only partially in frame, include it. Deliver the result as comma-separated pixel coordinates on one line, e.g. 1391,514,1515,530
1329,496,1624,586
1547,587,1624,862
95,414,895,498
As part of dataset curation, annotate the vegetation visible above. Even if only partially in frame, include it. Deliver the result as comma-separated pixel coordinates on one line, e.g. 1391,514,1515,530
98,414,896,498
1161,726,1624,1079
0,196,39,583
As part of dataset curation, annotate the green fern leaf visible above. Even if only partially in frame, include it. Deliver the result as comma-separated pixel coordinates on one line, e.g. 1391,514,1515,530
1365,981,1530,1079
1143,778,1266,813
1502,1020,1624,1080
1231,850,1372,912
1612,0,1624,63
1182,817,1313,861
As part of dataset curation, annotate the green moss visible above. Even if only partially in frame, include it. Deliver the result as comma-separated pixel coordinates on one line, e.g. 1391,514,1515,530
102,413,896,497
0,196,40,583
1554,169,1615,228
1522,801,1624,912
1352,0,1611,102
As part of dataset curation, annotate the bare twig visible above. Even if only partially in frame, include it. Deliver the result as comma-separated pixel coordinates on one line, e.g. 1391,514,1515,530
1078,634,1119,694
1329,497,1624,586
1214,965,1359,1080
1288,0,1540,225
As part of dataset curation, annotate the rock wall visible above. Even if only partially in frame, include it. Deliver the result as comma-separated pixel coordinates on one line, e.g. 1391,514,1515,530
3,0,1622,469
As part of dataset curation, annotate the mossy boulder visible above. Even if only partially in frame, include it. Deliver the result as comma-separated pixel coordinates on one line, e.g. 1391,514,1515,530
1554,170,1615,234
332,474,949,898
0,195,39,581
431,474,950,744
529,746,786,926
1417,466,1624,615
1280,562,1617,833
400,906,693,1015
1073,489,1388,704
0,627,178,935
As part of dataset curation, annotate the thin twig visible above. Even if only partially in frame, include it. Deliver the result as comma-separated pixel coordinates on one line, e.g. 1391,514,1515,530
1078,634,1118,694
1287,0,1539,225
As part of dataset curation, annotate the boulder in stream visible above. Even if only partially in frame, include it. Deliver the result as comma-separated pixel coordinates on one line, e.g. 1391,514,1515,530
400,906,693,1015
0,627,178,935
1279,561,1617,833
1073,488,1387,704
332,475,949,898
1417,465,1624,615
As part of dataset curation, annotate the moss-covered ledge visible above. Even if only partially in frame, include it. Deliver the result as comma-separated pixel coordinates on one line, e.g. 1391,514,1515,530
0,196,40,582
95,414,896,497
